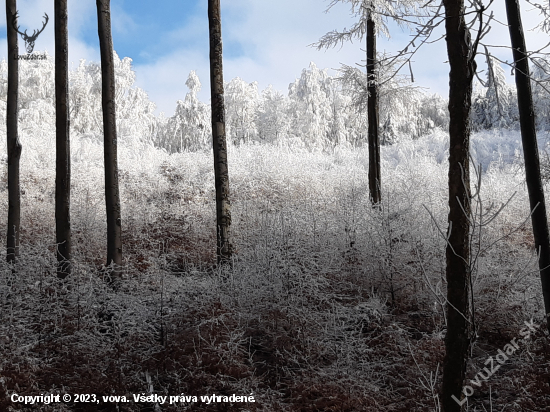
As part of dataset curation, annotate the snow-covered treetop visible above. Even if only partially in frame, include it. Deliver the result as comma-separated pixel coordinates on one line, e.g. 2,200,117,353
314,0,423,49
185,70,201,96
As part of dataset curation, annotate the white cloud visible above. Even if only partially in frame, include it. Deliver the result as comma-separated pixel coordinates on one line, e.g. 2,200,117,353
134,0,368,115
111,3,138,36
139,0,550,115
133,49,211,116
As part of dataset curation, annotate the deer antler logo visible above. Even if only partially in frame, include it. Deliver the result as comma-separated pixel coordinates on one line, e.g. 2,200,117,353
12,12,49,54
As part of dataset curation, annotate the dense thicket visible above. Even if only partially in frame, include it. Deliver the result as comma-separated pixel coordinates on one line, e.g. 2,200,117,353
2,52,550,153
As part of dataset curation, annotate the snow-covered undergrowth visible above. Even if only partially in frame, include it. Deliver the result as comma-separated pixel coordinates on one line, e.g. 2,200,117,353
1,126,549,411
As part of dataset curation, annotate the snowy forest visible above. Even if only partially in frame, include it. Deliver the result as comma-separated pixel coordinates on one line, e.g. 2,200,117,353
2,0,550,411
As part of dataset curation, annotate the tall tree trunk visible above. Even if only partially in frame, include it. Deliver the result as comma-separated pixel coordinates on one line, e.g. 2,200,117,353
55,0,71,278
208,0,232,265
6,1,21,264
505,0,550,333
366,9,381,205
441,0,476,410
97,0,122,281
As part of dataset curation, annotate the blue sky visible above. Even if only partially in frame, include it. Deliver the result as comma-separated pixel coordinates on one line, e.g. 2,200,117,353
0,0,547,116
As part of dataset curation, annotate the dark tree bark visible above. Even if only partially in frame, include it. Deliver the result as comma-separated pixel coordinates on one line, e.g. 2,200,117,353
208,0,232,264
6,0,21,264
505,0,550,333
97,0,122,280
55,0,71,278
366,9,381,205
440,0,476,410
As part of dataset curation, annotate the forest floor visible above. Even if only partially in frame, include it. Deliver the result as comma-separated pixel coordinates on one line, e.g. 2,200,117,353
1,129,550,411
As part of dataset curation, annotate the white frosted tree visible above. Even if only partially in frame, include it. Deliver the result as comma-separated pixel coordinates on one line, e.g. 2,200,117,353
532,56,550,129
158,71,211,152
325,77,350,147
288,62,334,149
417,93,449,134
471,51,518,130
485,53,512,128
225,77,259,145
256,85,291,144
69,59,103,136
69,53,157,144
113,57,157,145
